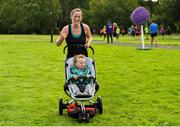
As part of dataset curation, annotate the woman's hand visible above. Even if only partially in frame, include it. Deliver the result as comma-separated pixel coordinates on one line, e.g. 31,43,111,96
84,43,90,48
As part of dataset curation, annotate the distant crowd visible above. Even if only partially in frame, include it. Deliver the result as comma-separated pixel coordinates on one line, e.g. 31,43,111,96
92,21,172,43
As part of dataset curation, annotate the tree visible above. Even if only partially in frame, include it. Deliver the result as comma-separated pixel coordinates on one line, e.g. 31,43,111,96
85,0,138,31
0,0,179,34
155,0,180,32
0,0,60,34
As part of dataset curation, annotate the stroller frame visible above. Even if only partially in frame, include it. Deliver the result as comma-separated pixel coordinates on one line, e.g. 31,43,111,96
59,45,103,122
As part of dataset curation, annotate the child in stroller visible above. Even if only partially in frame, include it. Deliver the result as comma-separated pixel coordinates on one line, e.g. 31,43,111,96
59,46,103,122
69,54,95,96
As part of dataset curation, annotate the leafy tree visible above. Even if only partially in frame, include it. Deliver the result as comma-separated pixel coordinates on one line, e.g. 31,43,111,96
0,0,179,33
85,0,138,31
0,0,59,34
155,0,180,32
165,0,180,32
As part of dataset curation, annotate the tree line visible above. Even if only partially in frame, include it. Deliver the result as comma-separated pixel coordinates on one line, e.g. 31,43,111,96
0,0,179,34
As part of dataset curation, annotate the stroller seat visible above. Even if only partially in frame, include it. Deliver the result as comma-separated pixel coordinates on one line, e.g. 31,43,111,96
65,57,96,80
64,57,97,100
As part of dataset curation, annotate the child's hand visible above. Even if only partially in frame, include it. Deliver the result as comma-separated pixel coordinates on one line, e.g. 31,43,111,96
86,74,91,78
73,75,78,80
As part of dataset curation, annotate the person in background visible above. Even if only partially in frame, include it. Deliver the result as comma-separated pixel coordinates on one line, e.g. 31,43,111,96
144,25,149,40
106,20,113,43
135,26,141,39
149,20,158,47
116,26,120,39
113,23,117,38
102,25,107,40
131,25,136,38
160,25,166,39
166,26,171,35
121,27,126,36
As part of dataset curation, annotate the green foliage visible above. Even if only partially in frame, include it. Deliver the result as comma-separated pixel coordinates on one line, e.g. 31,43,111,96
175,21,180,33
86,0,138,30
155,0,180,32
0,0,59,34
0,0,180,33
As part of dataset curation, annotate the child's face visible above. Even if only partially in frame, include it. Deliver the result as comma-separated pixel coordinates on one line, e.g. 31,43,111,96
76,58,85,69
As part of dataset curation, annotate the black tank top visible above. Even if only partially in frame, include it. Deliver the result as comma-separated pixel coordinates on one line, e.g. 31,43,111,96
65,23,88,58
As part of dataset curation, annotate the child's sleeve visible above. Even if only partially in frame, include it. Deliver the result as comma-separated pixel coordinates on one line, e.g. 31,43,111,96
69,66,75,78
85,66,91,75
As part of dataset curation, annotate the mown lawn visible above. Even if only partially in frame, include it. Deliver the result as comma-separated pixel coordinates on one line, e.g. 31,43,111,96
0,35,180,126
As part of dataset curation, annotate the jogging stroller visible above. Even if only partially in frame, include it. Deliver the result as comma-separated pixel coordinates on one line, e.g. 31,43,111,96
59,45,103,122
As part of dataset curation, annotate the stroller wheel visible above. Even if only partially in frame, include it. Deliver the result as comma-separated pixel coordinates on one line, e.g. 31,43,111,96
85,113,90,123
78,113,90,123
59,97,64,115
97,96,103,114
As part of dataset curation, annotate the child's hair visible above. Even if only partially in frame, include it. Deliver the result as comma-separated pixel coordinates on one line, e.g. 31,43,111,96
73,54,85,64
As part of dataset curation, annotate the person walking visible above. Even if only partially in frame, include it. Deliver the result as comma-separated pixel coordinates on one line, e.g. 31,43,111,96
149,20,158,47
160,25,166,39
106,20,113,44
144,25,149,40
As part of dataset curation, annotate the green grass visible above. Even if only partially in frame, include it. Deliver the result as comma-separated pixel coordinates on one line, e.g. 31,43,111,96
0,35,180,126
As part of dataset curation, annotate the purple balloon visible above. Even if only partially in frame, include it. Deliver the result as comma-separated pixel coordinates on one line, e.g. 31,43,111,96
131,7,150,26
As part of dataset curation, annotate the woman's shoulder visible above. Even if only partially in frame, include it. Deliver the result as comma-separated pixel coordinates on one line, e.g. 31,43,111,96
60,25,69,38
82,23,91,33
62,25,69,30
82,23,90,29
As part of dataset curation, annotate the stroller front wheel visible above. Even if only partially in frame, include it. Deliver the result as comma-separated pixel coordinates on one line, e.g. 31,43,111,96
97,96,103,114
78,112,90,123
59,97,64,115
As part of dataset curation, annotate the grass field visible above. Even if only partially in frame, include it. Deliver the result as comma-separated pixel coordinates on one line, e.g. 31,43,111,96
0,34,180,126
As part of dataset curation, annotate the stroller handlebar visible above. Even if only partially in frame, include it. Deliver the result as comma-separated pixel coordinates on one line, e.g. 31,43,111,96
63,45,94,55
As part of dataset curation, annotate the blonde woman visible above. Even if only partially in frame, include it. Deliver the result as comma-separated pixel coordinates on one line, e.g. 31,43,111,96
56,8,93,58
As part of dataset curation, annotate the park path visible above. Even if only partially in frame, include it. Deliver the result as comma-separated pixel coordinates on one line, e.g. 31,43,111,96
94,40,180,50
